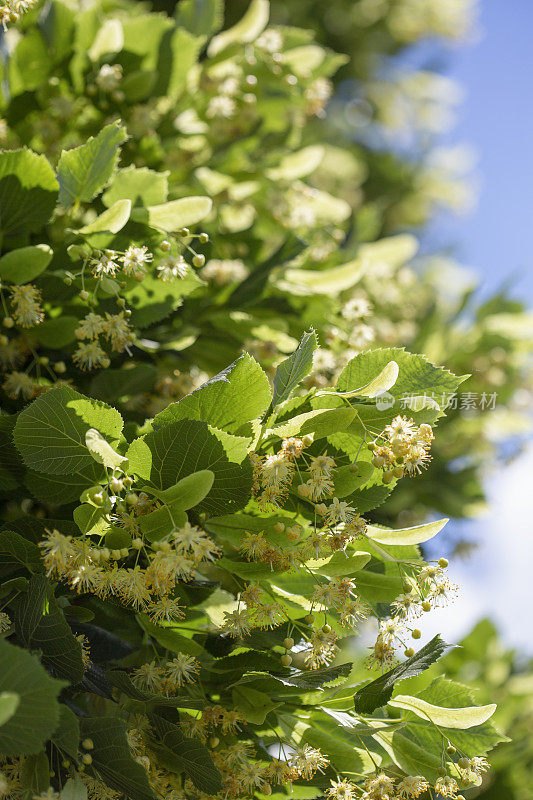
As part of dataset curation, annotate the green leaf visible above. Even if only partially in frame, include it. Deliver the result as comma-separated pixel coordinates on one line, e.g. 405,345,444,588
154,353,271,434
268,407,355,440
26,464,105,506
20,750,50,800
125,272,202,328
0,530,43,577
279,257,366,296
389,694,496,729
162,28,202,100
12,575,84,684
337,348,466,426
366,518,449,546
154,470,215,510
127,421,252,516
102,166,169,208
14,386,123,475
266,145,324,181
353,635,450,714
51,705,80,761
0,245,53,284
0,149,58,238
372,727,442,784
282,44,325,75
280,711,379,776
130,196,212,231
137,614,203,656
272,330,318,407
79,717,155,800
175,0,224,36
34,316,78,348
57,122,127,207
411,677,508,756
147,713,222,794
232,686,281,724
85,428,128,470
207,0,269,56
87,18,124,61
0,692,19,727
310,550,371,578
322,360,400,399
138,505,188,543
90,364,157,401
78,199,131,235
0,638,64,756
60,776,87,800
73,503,105,534
9,29,51,96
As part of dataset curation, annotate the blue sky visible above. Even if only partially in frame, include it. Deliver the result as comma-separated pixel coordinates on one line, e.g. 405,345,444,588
405,1,533,653
431,0,533,302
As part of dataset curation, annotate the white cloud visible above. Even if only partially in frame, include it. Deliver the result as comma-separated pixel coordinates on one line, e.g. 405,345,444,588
416,443,533,653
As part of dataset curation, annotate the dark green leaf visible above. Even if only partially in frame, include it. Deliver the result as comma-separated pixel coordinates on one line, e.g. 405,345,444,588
272,330,318,408
0,638,65,756
80,717,155,800
12,575,85,684
353,635,450,714
147,713,222,794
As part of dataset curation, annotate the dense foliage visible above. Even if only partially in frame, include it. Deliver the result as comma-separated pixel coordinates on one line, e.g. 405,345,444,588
0,1,528,800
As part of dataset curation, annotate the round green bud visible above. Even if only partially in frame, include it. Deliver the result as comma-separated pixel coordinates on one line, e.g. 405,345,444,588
208,736,219,748
79,290,90,301
178,228,190,237
82,754,93,765
393,466,404,479
2,317,14,328
322,624,332,634
273,522,285,533
446,745,456,755
199,232,209,243
404,647,415,658
402,582,412,593
438,558,449,568
126,492,139,506
192,254,206,268
160,240,171,252
280,654,292,667
411,628,422,639
283,637,294,650
55,361,67,374
109,476,123,493
457,757,469,770
437,767,447,777
422,601,432,612
382,470,394,484
82,738,94,750
304,614,315,625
